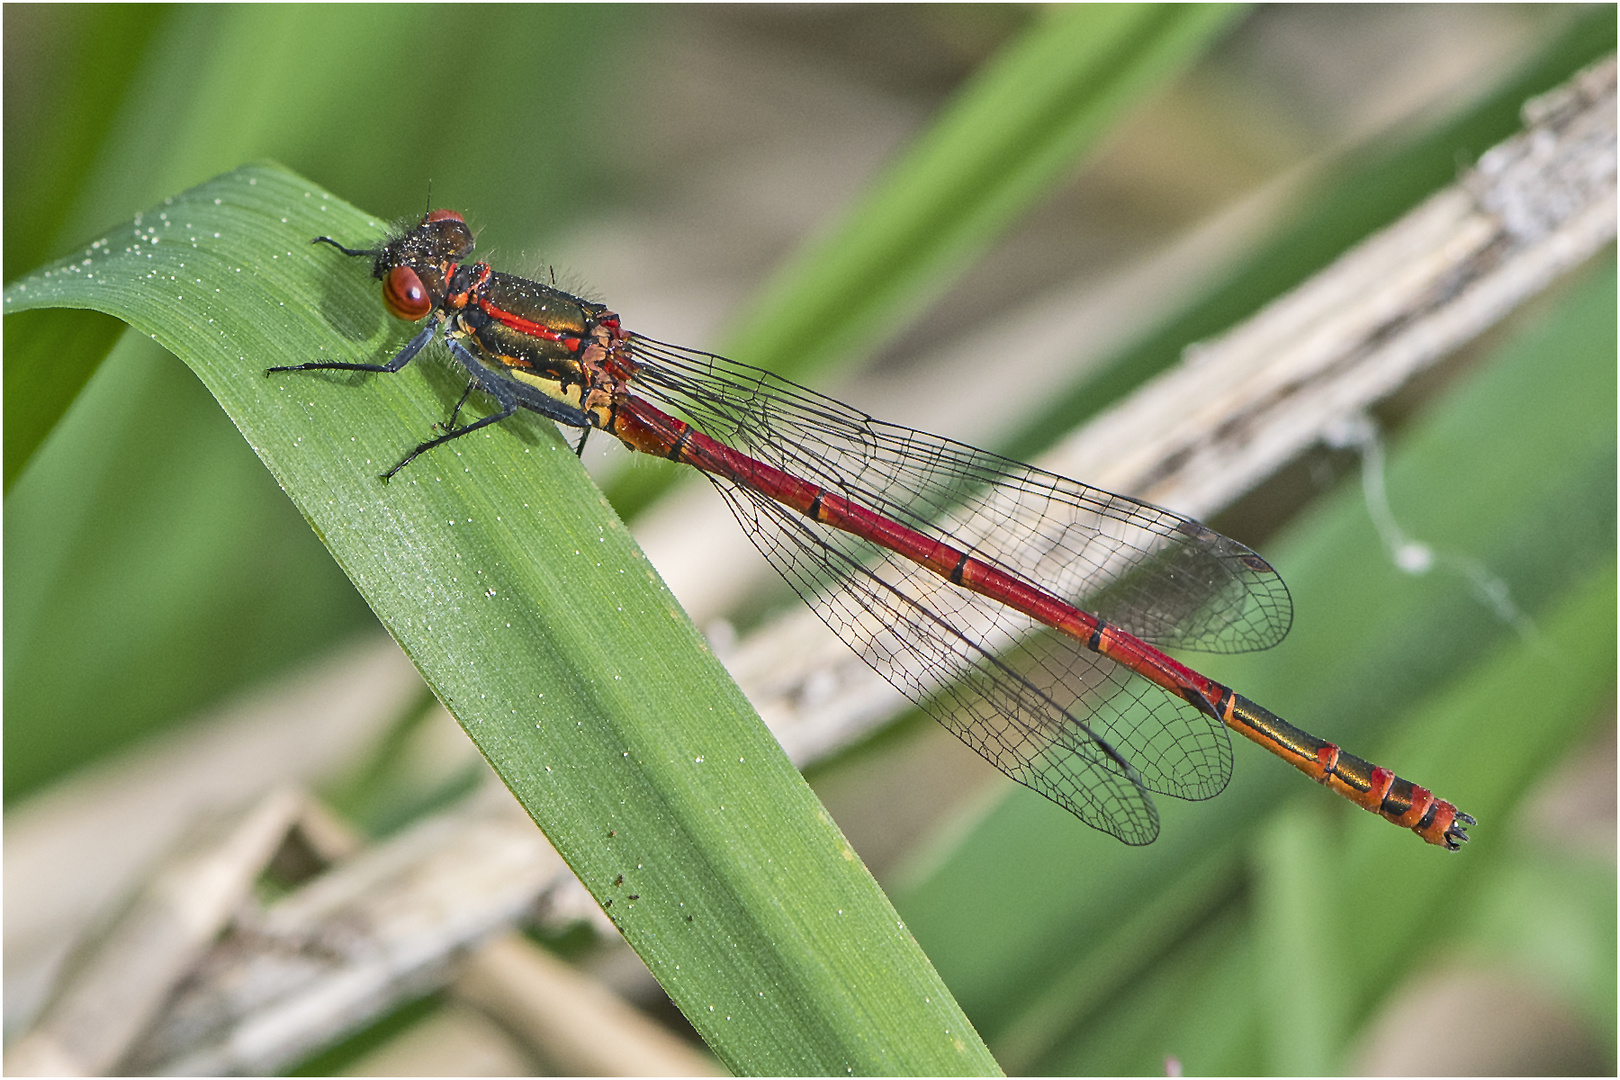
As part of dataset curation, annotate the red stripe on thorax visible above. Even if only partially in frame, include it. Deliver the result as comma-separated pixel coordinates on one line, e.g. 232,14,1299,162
477,297,583,352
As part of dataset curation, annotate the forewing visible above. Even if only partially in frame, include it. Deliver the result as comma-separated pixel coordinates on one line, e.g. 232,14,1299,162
708,478,1177,845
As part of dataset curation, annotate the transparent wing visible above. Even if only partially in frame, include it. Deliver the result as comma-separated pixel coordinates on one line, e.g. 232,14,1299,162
623,336,1288,841
713,476,1243,844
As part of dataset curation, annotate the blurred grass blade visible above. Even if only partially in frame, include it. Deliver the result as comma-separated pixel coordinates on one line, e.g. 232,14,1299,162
1007,3,1619,462
3,307,126,491
1251,808,1343,1075
2,163,1001,1076
609,3,1240,517
1,4,167,281
724,4,1240,378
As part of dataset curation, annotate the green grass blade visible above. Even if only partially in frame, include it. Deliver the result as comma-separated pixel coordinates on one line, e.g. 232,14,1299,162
2,162,1001,1076
1250,807,1343,1075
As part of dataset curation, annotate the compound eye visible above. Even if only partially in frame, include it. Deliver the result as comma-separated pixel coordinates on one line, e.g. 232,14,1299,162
382,265,432,320
425,209,466,225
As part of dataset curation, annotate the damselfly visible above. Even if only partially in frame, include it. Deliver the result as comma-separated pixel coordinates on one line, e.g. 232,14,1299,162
269,209,1472,849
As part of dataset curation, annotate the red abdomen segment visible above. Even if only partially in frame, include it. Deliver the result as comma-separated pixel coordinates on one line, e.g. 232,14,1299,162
609,398,1471,850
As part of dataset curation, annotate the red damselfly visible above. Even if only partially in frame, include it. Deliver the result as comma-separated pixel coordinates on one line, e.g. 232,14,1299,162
270,210,1473,849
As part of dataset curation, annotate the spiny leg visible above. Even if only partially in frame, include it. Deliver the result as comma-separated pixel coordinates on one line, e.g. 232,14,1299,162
437,382,479,434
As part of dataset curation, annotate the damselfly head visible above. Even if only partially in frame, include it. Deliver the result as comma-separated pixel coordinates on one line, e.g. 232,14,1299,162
334,209,477,322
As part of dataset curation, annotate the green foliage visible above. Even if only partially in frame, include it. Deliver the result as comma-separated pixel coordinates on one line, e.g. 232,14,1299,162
606,3,1243,517
1007,2,1619,460
6,6,1611,1074
4,4,636,793
720,4,1242,382
5,165,999,1075
896,260,1616,1074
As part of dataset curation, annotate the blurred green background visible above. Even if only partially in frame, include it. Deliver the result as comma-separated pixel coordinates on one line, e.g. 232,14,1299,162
5,5,1614,1074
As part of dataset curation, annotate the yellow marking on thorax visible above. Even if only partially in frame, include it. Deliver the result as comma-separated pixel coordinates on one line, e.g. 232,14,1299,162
510,368,585,408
